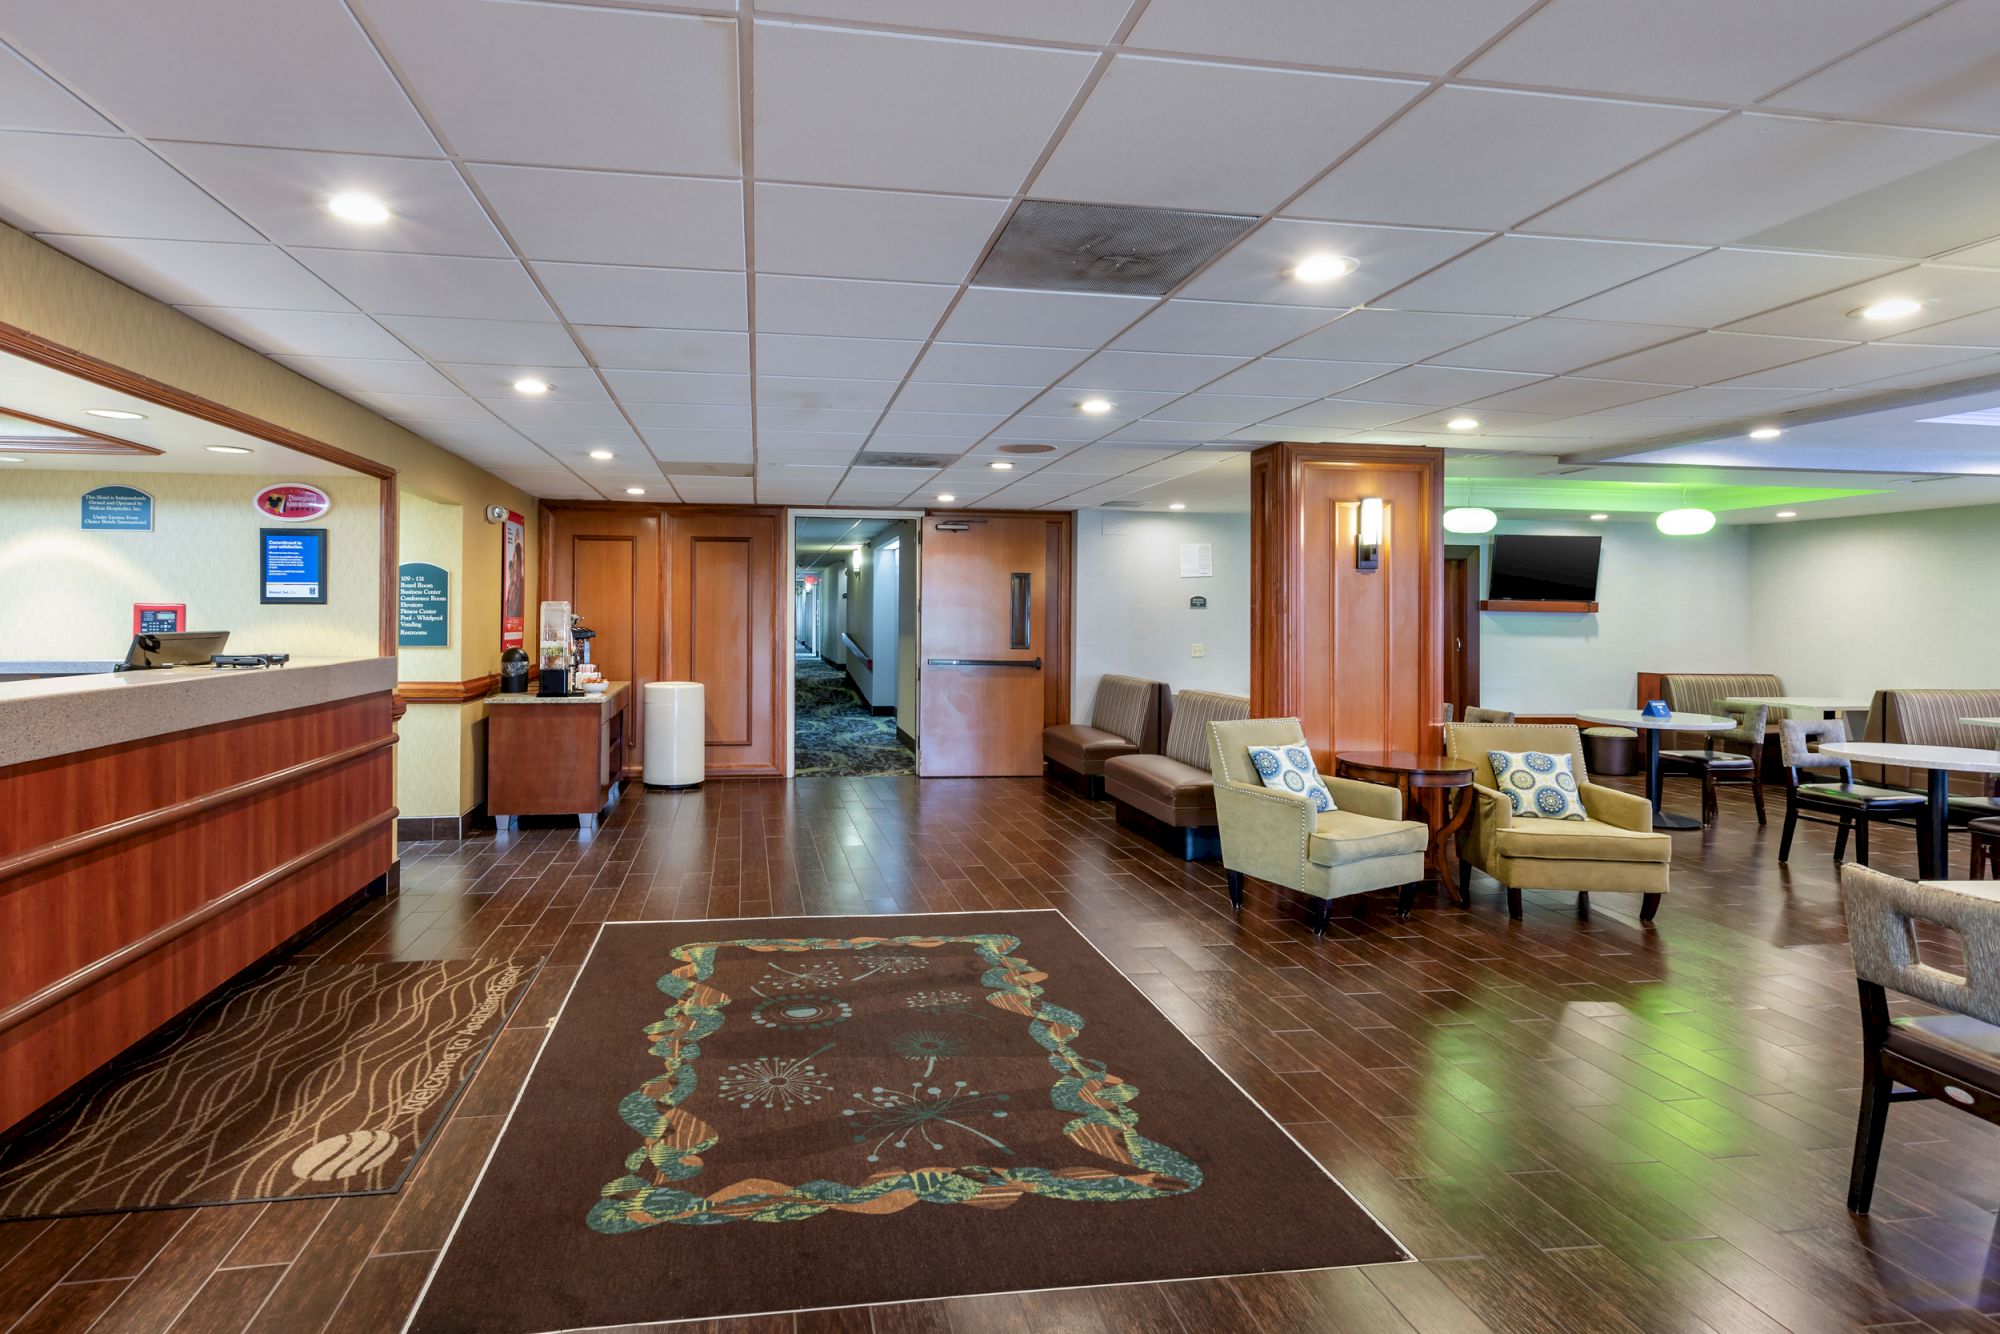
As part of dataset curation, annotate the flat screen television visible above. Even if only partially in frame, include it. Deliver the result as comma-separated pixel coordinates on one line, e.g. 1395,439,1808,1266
1487,534,1601,603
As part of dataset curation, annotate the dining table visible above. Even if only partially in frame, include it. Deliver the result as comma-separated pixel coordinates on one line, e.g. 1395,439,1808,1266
1962,717,2000,733
1816,740,2000,880
1717,695,1870,720
1577,708,1735,831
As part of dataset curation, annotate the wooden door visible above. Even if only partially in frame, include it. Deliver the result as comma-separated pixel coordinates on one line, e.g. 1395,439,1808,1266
666,511,784,776
541,507,661,777
1444,546,1480,719
919,515,1049,776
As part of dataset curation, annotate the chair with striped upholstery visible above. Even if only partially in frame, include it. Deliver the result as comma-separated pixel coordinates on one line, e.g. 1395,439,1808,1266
1103,689,1250,861
1862,690,2000,871
1042,674,1164,798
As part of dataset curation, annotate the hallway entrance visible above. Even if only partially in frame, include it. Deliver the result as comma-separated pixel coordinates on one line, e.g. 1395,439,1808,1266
791,515,917,777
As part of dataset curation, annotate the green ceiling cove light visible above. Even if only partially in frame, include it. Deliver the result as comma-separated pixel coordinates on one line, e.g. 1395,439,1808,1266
1441,477,1881,516
1656,507,1717,536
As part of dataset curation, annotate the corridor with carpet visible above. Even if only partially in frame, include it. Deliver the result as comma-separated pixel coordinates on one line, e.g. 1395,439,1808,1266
793,652,915,778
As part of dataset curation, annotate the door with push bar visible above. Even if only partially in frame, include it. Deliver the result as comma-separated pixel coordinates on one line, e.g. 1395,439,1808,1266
917,514,1048,776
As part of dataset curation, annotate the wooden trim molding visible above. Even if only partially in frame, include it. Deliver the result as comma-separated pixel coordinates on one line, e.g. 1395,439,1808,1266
1482,599,1599,614
397,674,499,704
0,808,397,1039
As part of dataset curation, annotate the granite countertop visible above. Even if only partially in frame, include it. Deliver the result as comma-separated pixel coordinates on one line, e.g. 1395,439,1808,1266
0,657,398,769
487,680,629,705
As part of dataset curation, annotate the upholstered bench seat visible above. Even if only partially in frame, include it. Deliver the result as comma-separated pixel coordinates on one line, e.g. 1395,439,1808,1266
1307,811,1427,867
1042,723,1138,777
1103,754,1212,824
1103,688,1250,860
1044,674,1163,797
1495,820,1670,864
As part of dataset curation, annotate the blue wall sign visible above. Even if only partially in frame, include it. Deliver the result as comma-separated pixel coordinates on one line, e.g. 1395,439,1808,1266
260,527,327,604
81,484,153,530
398,562,450,647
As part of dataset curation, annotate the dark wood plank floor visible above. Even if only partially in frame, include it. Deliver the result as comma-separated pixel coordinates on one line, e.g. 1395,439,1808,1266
5,773,1997,1332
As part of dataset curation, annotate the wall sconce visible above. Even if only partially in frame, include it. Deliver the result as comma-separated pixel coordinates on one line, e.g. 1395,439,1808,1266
849,546,863,571
1355,496,1384,571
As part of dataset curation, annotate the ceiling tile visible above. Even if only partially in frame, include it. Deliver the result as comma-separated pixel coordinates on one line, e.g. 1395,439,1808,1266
754,23,1092,194
1148,392,1313,424
1746,141,2000,260
45,236,355,311
1274,308,1519,362
1766,1,2000,133
1110,299,1341,356
1882,306,2000,348
1020,387,1181,418
1466,376,1684,414
1342,364,1545,405
756,184,1007,283
873,410,1007,438
1060,349,1248,392
910,342,1082,386
471,165,743,270
1843,348,2000,391
1580,330,1853,384
1035,56,1422,213
630,404,752,430
403,420,541,456
1126,0,1533,74
757,375,900,412
1592,385,1815,417
1723,265,2000,340
0,42,114,133
1383,235,1703,317
354,391,490,423
446,364,607,401
375,315,584,367
1556,247,1905,327
1098,419,1220,444
486,398,629,429
1718,342,1996,390
774,0,1129,41
1530,114,1996,247
511,422,640,450
2,1,437,153
1200,358,1398,398
1264,399,1428,430
0,132,258,242
357,0,739,174
939,287,1154,345
642,428,753,462
892,382,1043,415
179,308,413,361
994,413,1123,441
574,326,750,374
601,369,751,406
292,249,550,320
749,405,881,432
1429,317,1697,374
1463,0,1934,103
536,263,745,331
755,274,954,339
755,332,923,380
1291,88,1719,231
271,354,457,397
1180,218,1488,307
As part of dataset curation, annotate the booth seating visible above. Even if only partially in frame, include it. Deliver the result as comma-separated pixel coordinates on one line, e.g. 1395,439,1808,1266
1861,687,2000,803
1103,689,1250,860
1042,674,1164,798
1661,672,1787,748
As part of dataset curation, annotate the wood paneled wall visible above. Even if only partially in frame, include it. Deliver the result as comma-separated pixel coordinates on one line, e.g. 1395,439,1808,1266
1249,444,1446,767
541,504,785,777
0,693,395,1133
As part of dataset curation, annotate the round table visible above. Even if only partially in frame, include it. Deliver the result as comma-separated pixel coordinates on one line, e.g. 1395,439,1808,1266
1335,751,1475,900
1816,741,2000,880
1577,709,1735,831
1961,717,2000,733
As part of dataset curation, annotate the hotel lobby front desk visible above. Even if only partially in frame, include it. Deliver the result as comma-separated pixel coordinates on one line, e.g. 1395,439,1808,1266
486,681,628,829
0,657,397,1135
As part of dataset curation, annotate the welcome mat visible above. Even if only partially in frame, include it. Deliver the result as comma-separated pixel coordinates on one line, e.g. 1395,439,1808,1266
407,912,1404,1332
0,958,534,1220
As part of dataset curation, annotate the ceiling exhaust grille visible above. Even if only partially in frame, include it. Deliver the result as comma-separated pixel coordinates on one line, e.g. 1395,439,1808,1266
974,200,1257,295
857,452,957,469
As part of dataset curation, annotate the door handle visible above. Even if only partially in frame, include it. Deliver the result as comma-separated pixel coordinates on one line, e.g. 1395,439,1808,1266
926,658,1042,669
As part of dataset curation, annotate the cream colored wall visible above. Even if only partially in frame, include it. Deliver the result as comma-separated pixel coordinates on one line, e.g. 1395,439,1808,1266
0,469,380,660
0,223,539,819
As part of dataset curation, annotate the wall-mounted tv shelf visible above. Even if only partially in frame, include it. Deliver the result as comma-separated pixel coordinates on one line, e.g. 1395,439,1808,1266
1480,599,1599,614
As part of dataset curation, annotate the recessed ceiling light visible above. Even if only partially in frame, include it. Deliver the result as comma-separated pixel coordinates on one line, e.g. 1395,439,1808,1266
624,486,646,495
1446,416,1480,431
1288,253,1357,284
513,377,551,395
1775,510,1798,518
988,460,1014,470
1078,397,1114,415
1749,426,1782,440
936,493,956,503
325,191,392,225
588,449,614,460
1168,502,1186,511
85,408,146,421
1854,297,1924,322
205,444,253,455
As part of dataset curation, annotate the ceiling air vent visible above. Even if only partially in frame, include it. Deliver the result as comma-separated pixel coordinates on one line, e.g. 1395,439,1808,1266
1100,499,1147,508
997,442,1058,454
974,200,1257,296
857,452,957,469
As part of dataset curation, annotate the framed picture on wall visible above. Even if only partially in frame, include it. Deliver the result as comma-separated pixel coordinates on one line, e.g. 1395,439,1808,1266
501,510,526,651
260,527,328,604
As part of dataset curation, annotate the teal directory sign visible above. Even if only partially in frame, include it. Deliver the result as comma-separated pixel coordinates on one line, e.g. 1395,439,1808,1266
81,485,152,530
398,561,450,647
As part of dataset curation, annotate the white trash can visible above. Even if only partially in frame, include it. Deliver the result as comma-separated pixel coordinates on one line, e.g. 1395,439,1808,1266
642,681,705,789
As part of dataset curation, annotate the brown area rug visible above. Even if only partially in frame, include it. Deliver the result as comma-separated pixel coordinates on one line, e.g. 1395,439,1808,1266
0,959,534,1220
406,912,1405,1332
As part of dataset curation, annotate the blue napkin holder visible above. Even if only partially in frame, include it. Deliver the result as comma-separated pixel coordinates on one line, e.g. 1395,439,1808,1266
1641,699,1672,719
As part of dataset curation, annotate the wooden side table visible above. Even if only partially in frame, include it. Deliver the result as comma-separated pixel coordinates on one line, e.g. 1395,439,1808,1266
1335,751,1476,903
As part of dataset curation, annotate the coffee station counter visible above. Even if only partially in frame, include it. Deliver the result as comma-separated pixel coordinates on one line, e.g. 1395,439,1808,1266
484,680,629,829
0,655,397,1133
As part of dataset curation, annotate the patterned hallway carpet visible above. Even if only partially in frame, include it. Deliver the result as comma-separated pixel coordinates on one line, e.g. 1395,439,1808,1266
0,959,533,1219
794,652,914,776
406,912,1404,1331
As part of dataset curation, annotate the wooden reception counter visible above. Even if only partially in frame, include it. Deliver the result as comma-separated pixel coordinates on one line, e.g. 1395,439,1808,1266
0,657,398,1134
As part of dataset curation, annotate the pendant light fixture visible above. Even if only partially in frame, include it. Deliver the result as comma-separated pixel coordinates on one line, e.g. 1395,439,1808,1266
1656,486,1715,535
1443,476,1497,534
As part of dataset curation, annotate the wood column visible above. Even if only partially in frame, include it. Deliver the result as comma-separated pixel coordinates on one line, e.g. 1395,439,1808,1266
1249,443,1446,768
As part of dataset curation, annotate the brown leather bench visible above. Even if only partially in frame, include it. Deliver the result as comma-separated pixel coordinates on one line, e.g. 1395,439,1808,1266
1103,688,1250,861
1043,674,1164,798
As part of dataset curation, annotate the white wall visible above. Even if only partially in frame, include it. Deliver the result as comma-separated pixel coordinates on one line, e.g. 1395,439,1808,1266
1747,502,2000,696
1072,509,1250,723
1474,519,1753,715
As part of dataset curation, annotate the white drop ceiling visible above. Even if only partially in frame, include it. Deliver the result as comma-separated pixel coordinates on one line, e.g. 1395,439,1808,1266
6,1,2000,511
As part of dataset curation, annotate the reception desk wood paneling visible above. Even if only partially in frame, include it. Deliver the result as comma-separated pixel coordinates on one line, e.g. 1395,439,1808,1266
0,659,397,1134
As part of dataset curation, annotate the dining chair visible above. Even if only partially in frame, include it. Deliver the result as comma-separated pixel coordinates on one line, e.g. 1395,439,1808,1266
1659,701,1767,827
1777,719,1926,868
1839,863,2000,1213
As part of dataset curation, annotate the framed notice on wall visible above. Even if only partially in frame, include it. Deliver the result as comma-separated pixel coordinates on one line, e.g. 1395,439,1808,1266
260,527,327,604
500,510,526,652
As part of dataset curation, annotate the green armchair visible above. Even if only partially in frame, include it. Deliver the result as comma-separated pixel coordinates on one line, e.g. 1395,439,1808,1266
1207,718,1428,935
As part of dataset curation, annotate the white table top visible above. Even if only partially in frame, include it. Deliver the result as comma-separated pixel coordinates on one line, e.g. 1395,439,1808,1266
1817,741,2000,775
1961,717,2000,731
1579,709,1734,732
1717,695,1869,712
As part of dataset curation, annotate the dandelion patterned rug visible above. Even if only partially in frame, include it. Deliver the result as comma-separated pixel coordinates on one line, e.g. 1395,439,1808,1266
406,912,1404,1332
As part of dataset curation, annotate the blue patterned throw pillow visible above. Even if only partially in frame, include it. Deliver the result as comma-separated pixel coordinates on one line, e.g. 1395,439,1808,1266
1247,744,1337,813
1486,750,1585,820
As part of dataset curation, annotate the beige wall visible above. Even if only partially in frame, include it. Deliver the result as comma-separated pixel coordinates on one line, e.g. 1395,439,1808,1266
0,223,540,819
